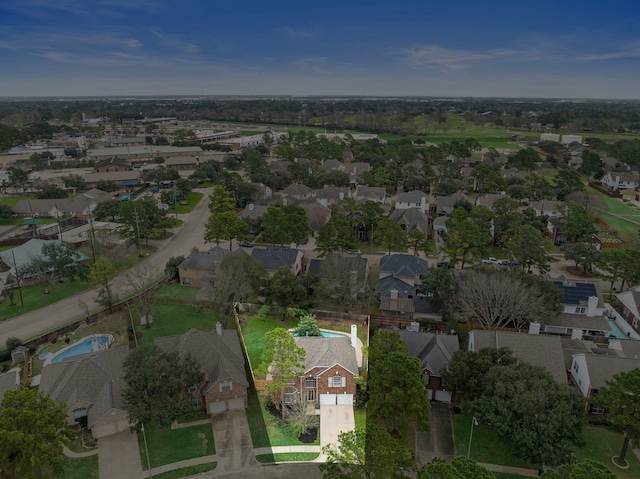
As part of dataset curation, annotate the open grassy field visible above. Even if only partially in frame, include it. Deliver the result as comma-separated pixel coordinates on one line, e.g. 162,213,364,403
137,422,215,469
591,188,640,236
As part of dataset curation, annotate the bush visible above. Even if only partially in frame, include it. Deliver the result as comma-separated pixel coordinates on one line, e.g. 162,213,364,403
283,401,320,437
5,337,22,351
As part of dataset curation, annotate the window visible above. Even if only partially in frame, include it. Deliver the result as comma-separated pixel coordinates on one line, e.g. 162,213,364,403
305,378,317,388
634,317,639,329
194,396,202,407
330,375,346,388
220,381,232,392
73,407,87,420
182,277,191,285
573,362,579,373
575,307,586,314
590,404,605,414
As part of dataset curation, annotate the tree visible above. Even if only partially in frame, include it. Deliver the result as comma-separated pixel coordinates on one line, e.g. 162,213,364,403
211,254,266,316
505,224,555,273
93,199,121,221
208,185,235,214
561,202,595,243
541,460,620,479
554,169,585,201
122,345,204,430
419,267,458,318
469,362,585,468
0,204,14,218
89,257,117,309
265,267,310,317
596,368,640,464
261,205,310,245
61,174,86,190
164,255,185,281
95,179,119,192
0,388,73,479
118,197,166,246
125,264,157,329
596,249,640,294
454,268,559,331
260,328,306,415
580,150,605,178
36,184,68,199
7,166,28,193
294,312,321,337
316,216,357,256
367,330,430,433
204,210,248,248
509,147,541,170
321,424,414,479
420,456,494,479
317,253,372,310
407,229,430,256
376,216,406,255
563,242,601,274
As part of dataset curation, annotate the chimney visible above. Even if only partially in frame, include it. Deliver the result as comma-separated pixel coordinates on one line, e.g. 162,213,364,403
339,191,344,200
216,321,223,336
351,324,357,349
571,328,583,340
587,296,598,317
248,203,254,211
390,289,398,299
528,321,541,335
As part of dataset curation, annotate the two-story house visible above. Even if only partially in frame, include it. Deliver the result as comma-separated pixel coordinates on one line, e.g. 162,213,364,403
395,190,429,214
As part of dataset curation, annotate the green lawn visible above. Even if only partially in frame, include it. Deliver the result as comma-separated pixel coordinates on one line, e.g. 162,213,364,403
240,315,298,376
591,189,640,236
170,192,204,214
574,426,640,479
246,389,319,447
354,408,366,430
256,453,320,463
54,455,99,479
151,462,217,479
136,303,220,347
0,195,36,208
0,280,90,322
137,423,215,469
152,283,197,301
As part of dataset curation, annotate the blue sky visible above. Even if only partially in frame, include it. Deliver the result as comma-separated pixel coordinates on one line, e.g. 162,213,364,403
1,0,639,98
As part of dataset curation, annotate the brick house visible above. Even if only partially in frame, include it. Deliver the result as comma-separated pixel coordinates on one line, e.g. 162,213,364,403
155,325,249,414
615,288,640,334
292,336,358,406
178,246,246,288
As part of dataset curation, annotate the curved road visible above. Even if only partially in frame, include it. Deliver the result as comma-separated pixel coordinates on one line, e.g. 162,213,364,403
0,188,212,347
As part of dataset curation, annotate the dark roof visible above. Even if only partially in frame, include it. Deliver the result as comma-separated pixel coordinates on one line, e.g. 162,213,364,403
251,246,301,271
394,331,459,375
554,280,597,305
94,156,131,169
155,328,248,392
178,246,232,271
0,369,19,402
295,336,358,376
379,254,428,278
376,276,415,297
308,258,323,275
389,208,429,234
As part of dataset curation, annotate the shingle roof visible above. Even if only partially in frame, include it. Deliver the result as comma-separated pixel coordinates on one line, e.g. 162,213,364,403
94,157,131,169
251,246,301,271
237,204,269,220
394,331,459,375
39,346,129,428
295,336,358,376
389,209,429,234
396,190,428,203
283,184,312,197
355,186,385,199
155,328,248,392
0,369,19,402
379,254,428,279
435,192,468,214
178,246,231,271
316,186,350,200
0,239,89,273
470,330,567,384
584,354,640,390
299,202,331,231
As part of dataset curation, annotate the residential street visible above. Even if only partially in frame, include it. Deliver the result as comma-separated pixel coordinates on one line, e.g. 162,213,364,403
0,188,212,347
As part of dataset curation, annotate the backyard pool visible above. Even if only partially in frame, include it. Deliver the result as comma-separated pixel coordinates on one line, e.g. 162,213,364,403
43,334,113,366
293,330,347,338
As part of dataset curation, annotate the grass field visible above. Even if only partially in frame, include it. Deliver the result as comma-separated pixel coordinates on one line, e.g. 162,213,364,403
152,283,197,301
170,191,204,214
54,455,99,479
0,195,36,208
255,453,320,463
137,423,215,469
591,188,640,236
240,315,298,376
574,426,640,479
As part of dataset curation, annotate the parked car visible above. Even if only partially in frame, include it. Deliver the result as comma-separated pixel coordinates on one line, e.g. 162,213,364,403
349,249,362,255
239,241,253,248
481,257,499,264
437,261,453,268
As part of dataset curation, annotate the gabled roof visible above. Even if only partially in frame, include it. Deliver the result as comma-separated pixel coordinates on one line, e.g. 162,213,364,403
355,186,385,199
396,190,428,204
435,192,468,214
283,183,312,197
178,246,232,271
295,336,358,376
376,275,415,297
0,369,20,403
394,331,459,375
39,346,129,427
615,290,640,319
379,254,428,279
237,204,269,220
583,354,640,390
469,330,567,384
475,193,505,209
316,186,350,200
251,246,302,271
0,239,89,273
155,328,248,391
299,202,331,231
322,159,342,171
94,156,131,169
389,208,429,234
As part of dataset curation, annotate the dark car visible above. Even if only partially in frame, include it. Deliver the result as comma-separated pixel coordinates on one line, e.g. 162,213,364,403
437,261,453,268
239,241,253,248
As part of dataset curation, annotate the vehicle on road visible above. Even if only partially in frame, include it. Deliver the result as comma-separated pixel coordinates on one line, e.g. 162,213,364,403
481,257,499,264
239,241,253,247
437,261,453,268
349,249,362,255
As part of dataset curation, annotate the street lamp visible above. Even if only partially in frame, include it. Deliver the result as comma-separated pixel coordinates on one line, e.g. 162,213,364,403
467,416,478,459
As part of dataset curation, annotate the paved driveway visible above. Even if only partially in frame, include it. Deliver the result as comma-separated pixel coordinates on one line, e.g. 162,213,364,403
319,403,355,448
211,410,255,471
416,402,454,467
98,430,142,479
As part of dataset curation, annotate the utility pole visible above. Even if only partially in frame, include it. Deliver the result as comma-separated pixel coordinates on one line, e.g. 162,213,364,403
11,250,24,309
133,207,143,257
87,205,97,264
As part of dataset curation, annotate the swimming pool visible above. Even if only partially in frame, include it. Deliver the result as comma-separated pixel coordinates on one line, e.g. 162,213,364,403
43,334,113,366
294,331,347,338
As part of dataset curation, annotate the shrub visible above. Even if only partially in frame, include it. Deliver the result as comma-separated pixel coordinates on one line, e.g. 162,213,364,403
5,337,22,351
284,401,320,437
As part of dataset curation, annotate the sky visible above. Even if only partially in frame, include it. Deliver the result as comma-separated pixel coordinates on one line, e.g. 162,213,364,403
1,0,640,99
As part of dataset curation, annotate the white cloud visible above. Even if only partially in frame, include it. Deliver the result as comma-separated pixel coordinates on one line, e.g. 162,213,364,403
149,29,200,54
397,44,518,71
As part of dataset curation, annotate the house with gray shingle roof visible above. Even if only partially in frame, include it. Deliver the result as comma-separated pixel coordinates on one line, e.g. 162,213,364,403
468,330,567,384
13,188,113,218
354,186,386,204
393,330,459,402
615,288,640,335
395,190,429,213
389,208,429,235
282,183,313,201
315,186,350,207
155,326,249,414
293,336,358,405
0,368,20,403
251,246,304,275
379,254,428,287
39,346,129,439
300,202,331,231
0,238,89,277
475,193,506,210
178,246,246,288
601,171,638,192
434,191,468,216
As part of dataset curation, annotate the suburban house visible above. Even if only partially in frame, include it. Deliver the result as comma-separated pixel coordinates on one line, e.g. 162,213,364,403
376,254,430,317
389,208,430,235
13,188,113,218
322,159,342,172
434,191,468,216
300,202,332,231
569,339,640,413
93,157,131,173
530,200,563,218
475,193,506,210
282,183,313,202
393,330,459,402
307,254,370,299
177,246,244,288
237,203,269,221
432,216,448,234
354,186,386,204
155,326,249,414
315,186,350,207
468,330,567,384
379,254,428,287
0,238,89,277
39,346,130,439
395,190,429,213
615,288,640,334
251,246,304,275
0,368,20,403
344,162,372,186
553,276,605,317
293,336,358,406
601,171,638,192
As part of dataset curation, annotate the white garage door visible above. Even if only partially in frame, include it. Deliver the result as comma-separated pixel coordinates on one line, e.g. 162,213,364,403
337,394,353,405
228,397,245,410
434,390,452,402
209,400,226,414
320,394,337,405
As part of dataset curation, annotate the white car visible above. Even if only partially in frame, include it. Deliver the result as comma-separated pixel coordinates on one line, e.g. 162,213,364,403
481,257,499,264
